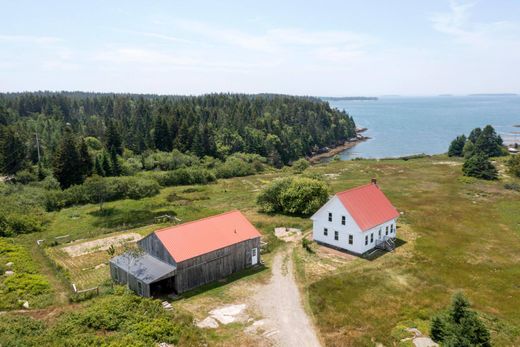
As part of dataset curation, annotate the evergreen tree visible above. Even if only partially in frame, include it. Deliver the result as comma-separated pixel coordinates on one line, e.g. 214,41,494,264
448,135,466,157
94,156,105,177
462,153,498,180
468,127,482,144
101,151,112,176
53,127,84,188
110,147,122,176
0,127,27,175
106,120,123,155
462,140,475,158
430,293,491,347
78,139,93,177
153,117,171,151
475,125,504,157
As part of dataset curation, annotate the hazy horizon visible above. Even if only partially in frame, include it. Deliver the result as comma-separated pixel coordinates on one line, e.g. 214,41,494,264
1,0,520,95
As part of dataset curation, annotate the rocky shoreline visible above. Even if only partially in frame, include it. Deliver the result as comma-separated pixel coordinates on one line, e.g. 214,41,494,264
308,128,369,163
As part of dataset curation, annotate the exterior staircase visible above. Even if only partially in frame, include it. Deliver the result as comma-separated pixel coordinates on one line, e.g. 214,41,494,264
375,236,396,252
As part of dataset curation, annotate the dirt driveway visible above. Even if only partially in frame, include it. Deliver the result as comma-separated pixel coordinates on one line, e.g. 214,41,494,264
253,248,321,347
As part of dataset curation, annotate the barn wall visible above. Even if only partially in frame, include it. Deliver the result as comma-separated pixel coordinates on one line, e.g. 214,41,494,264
138,233,176,266
109,262,151,297
174,237,260,293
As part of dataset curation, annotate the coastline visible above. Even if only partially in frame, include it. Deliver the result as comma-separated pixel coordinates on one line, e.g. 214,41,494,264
308,128,369,163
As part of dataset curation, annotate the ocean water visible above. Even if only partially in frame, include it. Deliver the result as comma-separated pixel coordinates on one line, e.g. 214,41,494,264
328,96,520,160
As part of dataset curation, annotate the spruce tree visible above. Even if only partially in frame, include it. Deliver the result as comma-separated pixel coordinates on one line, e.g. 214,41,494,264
106,120,123,155
94,156,105,177
475,125,503,157
462,153,498,180
101,151,112,176
53,127,84,188
448,135,466,157
1,127,27,175
110,147,122,176
78,139,93,177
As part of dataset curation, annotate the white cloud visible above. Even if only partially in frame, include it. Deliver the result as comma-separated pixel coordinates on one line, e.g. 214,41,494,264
431,0,520,48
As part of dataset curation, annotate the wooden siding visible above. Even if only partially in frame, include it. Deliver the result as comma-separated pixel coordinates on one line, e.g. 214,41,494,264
138,232,176,266
109,262,151,297
174,237,260,293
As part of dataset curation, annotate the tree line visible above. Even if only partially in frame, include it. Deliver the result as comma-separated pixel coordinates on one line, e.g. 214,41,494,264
0,92,357,185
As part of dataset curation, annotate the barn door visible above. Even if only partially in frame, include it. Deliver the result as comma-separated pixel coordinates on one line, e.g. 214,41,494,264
251,248,258,265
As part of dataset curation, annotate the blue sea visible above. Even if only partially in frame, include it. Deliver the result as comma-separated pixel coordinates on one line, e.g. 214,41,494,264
328,96,520,160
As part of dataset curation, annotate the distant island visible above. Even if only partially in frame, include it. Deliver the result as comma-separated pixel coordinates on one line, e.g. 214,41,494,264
468,93,518,97
321,96,378,101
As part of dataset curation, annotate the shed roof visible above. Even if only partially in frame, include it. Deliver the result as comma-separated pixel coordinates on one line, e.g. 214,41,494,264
110,252,176,284
336,183,399,231
154,210,262,262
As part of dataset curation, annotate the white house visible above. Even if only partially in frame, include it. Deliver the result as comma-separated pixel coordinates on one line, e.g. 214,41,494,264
311,179,399,255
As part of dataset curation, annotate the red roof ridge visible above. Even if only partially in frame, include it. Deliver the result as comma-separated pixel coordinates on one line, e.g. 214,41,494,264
336,183,377,196
154,209,241,235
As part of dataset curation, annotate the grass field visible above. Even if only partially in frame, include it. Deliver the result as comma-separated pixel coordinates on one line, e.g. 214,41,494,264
4,155,520,346
297,157,520,346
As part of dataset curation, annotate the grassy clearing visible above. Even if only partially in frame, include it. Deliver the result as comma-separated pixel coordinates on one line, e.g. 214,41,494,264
4,155,520,346
298,156,520,346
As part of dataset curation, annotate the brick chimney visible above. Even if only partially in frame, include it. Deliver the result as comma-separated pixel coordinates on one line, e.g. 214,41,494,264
371,178,377,185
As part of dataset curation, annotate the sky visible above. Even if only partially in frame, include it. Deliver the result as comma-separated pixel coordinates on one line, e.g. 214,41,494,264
1,0,520,96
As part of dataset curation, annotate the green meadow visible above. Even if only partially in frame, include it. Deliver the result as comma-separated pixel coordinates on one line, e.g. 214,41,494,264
2,155,520,346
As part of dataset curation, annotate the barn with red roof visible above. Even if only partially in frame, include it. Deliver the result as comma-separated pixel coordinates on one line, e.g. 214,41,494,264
311,179,399,255
109,210,262,297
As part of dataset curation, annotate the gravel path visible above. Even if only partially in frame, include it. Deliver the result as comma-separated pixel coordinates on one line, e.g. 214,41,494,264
253,249,321,347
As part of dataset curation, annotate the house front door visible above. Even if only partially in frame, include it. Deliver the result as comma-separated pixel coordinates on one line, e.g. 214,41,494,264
251,248,258,265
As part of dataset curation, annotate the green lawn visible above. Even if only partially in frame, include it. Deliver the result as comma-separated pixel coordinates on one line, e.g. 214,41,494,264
3,155,520,346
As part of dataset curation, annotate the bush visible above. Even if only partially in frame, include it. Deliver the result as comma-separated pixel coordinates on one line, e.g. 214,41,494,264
292,158,310,173
44,176,161,211
504,182,520,191
14,169,38,184
152,167,216,186
257,177,328,216
0,210,44,236
462,153,498,180
448,135,466,157
507,155,520,177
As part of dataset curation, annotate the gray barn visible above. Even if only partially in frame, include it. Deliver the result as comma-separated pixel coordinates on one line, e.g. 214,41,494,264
109,210,262,297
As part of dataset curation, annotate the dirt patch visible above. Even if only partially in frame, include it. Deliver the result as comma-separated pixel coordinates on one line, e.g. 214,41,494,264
432,161,461,166
61,233,142,257
274,227,302,243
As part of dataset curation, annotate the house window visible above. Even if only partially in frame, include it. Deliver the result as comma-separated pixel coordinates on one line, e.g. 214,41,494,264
378,229,382,239
328,212,332,222
348,234,353,245
386,226,389,236
324,228,328,236
341,216,346,225
365,235,368,245
334,231,339,241
113,267,119,282
137,281,143,295
391,224,394,233
370,233,374,243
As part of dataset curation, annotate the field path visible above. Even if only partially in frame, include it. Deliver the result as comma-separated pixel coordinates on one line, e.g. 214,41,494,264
253,248,321,347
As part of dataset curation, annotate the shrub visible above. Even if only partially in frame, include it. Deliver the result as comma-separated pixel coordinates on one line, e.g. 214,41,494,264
280,177,329,215
462,153,498,180
152,167,216,186
302,238,315,253
504,182,520,191
292,158,310,173
257,177,328,216
257,177,292,213
507,155,520,177
15,169,38,184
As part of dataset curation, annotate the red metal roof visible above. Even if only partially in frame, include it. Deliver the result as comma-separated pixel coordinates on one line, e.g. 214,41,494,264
336,183,399,231
154,210,262,262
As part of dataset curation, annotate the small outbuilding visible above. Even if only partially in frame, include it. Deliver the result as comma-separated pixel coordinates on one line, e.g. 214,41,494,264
311,179,399,255
110,210,262,297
